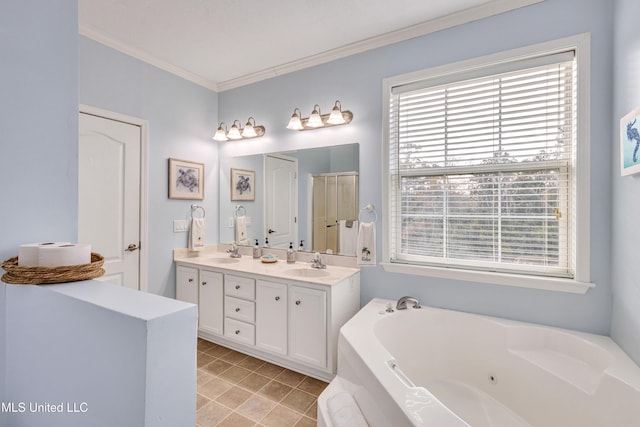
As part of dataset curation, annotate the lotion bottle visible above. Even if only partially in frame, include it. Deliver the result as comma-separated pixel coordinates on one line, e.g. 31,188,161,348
286,242,295,264
253,239,261,259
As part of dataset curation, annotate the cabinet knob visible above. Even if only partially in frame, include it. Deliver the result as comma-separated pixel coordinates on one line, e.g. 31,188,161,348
295,300,301,306
235,330,240,335
188,278,193,283
202,281,207,286
235,307,240,312
235,285,240,290
275,296,280,301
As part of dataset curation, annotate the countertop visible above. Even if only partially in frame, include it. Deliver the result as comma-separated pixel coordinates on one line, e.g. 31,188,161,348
174,246,360,286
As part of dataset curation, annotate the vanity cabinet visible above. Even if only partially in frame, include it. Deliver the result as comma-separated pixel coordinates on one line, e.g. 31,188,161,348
289,285,327,368
255,280,287,355
174,256,360,381
176,266,224,336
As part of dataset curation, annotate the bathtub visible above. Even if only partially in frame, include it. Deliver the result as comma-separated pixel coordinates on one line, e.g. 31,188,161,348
318,298,640,427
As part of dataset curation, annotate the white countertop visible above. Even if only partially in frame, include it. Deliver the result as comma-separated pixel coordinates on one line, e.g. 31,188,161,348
174,246,360,286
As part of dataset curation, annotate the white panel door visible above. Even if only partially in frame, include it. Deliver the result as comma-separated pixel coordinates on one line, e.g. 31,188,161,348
79,112,141,290
265,154,297,249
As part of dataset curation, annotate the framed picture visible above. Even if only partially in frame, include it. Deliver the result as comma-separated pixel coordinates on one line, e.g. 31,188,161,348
231,168,255,201
168,158,204,199
621,106,640,176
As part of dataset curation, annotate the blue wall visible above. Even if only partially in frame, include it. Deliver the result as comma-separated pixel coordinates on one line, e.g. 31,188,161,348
0,0,79,423
611,0,640,364
220,0,615,335
79,37,219,298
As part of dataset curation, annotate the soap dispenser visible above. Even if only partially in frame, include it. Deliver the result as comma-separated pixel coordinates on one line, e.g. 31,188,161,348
299,240,305,252
264,237,271,248
253,239,261,259
287,242,295,264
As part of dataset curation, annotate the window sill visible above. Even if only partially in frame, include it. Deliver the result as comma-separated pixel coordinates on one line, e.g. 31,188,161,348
380,262,594,294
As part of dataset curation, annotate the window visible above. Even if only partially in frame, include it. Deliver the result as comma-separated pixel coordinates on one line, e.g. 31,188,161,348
383,35,592,293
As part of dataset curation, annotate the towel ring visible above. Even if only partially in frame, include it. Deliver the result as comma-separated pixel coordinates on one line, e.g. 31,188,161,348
191,204,205,218
358,204,377,223
235,204,246,217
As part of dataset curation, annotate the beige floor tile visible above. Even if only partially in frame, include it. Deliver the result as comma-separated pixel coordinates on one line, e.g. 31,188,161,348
219,365,252,383
196,400,231,427
304,401,318,420
237,355,265,371
198,339,216,352
216,386,252,410
297,376,328,396
275,369,306,388
197,352,216,368
260,404,302,427
196,393,211,410
238,372,271,392
198,377,233,400
281,389,315,414
205,344,233,358
236,394,277,422
197,370,215,386
219,349,249,364
255,362,285,379
217,412,255,427
203,358,232,376
294,415,317,427
259,380,294,402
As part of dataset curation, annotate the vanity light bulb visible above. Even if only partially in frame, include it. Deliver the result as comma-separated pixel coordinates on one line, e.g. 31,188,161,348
307,105,324,128
241,122,257,138
213,125,228,141
287,109,303,130
327,104,345,125
227,124,242,140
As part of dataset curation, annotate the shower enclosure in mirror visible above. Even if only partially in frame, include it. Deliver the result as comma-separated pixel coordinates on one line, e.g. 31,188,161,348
219,144,359,255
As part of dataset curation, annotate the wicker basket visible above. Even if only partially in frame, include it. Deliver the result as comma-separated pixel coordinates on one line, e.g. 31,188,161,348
1,253,105,285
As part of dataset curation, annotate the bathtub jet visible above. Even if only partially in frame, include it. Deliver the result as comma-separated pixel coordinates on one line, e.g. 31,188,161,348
318,298,640,427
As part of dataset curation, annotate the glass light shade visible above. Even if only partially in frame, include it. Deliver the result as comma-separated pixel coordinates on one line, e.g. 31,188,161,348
213,124,228,141
327,105,345,125
227,123,242,140
287,109,303,130
242,123,257,138
306,105,324,128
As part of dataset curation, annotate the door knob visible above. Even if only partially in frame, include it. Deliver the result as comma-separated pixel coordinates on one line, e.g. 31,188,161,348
268,228,276,234
125,243,139,252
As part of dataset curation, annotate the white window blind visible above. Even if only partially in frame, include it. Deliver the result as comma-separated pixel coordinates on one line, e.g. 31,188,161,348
388,51,577,278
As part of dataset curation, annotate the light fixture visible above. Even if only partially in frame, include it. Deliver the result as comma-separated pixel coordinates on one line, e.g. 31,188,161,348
306,104,324,128
286,100,353,131
213,122,228,141
241,117,258,138
212,117,266,141
327,100,346,125
286,108,303,130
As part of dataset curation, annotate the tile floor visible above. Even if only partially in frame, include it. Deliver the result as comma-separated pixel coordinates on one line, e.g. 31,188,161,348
196,338,328,427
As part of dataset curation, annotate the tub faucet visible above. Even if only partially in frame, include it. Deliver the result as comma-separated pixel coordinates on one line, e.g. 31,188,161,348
310,252,326,269
226,244,241,258
396,296,421,310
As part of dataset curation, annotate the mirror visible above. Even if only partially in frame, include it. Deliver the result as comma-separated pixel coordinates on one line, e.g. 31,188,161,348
219,144,359,255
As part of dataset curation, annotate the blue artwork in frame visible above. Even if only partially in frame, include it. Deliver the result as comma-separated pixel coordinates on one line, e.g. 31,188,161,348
621,106,640,176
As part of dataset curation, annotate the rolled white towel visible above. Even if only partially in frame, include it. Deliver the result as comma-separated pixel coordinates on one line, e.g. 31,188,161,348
327,391,368,427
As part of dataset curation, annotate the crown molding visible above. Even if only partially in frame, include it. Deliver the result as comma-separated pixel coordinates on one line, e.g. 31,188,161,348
79,25,218,92
80,0,543,93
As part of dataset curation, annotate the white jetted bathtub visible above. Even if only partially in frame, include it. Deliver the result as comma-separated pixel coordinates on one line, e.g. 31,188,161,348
318,298,640,427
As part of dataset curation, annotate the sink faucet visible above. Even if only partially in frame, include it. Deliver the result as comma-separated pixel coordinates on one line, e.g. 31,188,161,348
226,244,241,258
310,252,326,269
396,296,421,310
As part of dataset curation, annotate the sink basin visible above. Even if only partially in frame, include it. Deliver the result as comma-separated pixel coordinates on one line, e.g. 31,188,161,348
286,268,330,278
207,257,240,264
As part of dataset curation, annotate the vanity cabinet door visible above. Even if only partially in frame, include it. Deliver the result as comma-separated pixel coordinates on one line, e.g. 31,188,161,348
200,269,223,335
288,285,327,368
255,280,287,355
176,265,198,305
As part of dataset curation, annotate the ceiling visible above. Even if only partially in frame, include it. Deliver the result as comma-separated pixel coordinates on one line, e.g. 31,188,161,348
78,0,541,91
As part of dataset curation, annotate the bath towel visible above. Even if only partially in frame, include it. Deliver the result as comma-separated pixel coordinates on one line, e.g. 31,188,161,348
189,218,205,251
357,221,376,266
339,220,358,256
236,215,249,245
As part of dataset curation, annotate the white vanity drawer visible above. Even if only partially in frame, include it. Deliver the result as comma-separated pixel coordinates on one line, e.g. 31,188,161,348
225,296,255,323
225,275,255,300
224,318,255,346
